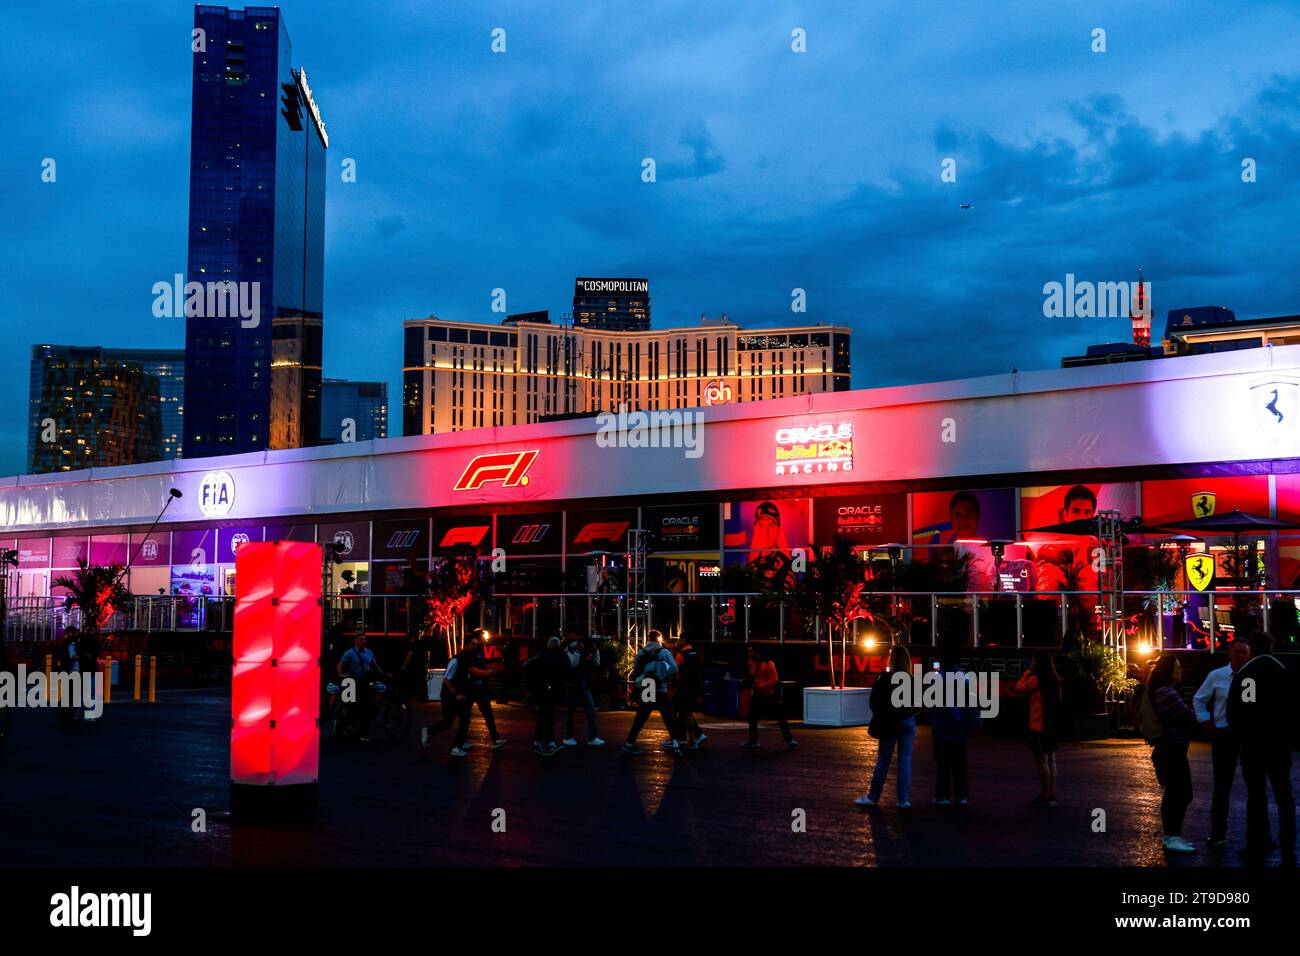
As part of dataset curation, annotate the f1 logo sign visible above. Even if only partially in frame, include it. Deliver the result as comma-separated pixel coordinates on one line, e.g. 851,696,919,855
454,450,538,491
573,521,630,545
438,525,490,548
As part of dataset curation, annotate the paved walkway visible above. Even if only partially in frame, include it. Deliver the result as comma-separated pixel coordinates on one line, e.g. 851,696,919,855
0,690,1294,867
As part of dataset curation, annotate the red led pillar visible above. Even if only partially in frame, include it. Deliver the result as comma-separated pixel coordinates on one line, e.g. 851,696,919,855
230,541,322,821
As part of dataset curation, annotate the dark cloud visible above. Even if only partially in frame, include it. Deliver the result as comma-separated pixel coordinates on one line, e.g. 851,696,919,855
1,1,1298,475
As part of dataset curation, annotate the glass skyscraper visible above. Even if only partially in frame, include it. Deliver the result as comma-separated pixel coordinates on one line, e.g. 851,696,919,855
183,5,326,457
319,379,388,444
28,346,167,474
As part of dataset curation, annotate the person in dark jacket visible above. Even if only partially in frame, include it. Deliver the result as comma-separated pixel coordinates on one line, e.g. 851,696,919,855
674,637,706,749
742,644,796,749
931,652,980,806
561,631,604,747
465,630,508,751
856,644,917,808
1228,632,1296,863
419,636,473,757
1146,654,1198,854
527,637,567,756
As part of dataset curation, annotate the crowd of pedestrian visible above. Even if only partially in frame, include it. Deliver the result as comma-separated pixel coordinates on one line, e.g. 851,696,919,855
394,623,1295,862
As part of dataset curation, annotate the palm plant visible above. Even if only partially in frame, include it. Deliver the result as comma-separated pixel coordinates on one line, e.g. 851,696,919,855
786,538,867,688
52,559,133,633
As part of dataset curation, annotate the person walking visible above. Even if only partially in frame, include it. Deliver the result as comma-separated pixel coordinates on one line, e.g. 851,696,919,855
743,645,797,749
419,640,472,757
1193,639,1251,847
674,637,706,749
1012,649,1061,808
561,631,604,747
1142,654,1198,854
932,652,980,806
526,637,567,756
622,630,682,756
56,626,81,727
465,630,508,751
1228,631,1296,863
856,644,917,808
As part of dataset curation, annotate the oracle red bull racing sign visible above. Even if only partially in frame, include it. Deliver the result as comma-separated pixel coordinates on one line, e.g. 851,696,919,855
774,422,854,476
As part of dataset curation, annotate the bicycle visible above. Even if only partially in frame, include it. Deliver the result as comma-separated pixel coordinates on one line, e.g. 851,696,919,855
324,678,411,741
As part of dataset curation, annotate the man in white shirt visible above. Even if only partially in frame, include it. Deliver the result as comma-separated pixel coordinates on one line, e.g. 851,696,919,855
1193,639,1251,847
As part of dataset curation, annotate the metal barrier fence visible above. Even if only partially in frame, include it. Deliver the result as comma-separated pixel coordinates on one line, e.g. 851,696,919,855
4,589,1293,651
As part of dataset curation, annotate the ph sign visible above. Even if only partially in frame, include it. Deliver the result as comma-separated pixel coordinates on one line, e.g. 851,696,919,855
199,471,235,518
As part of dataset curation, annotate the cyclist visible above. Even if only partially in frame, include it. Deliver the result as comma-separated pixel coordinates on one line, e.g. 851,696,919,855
336,629,389,742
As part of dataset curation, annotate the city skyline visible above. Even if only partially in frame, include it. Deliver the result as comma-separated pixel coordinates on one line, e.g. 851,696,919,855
4,1,1300,475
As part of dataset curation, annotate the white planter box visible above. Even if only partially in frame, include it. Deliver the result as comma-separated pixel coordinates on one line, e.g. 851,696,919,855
802,686,872,727
426,668,446,700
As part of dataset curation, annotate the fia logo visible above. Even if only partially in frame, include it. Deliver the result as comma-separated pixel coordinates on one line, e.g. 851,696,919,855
198,471,235,518
333,530,355,556
229,533,250,556
1249,379,1298,445
141,539,159,561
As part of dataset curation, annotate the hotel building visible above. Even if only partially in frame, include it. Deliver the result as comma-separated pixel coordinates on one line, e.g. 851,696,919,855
401,314,852,436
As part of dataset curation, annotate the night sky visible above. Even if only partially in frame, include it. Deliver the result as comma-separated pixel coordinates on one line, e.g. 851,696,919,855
3,0,1298,475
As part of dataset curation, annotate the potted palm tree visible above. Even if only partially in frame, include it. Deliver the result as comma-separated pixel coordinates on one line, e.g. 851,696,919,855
51,559,133,681
1058,639,1137,739
792,538,872,727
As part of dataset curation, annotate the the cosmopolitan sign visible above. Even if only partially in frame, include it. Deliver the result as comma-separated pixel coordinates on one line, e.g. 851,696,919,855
775,422,854,476
574,278,648,295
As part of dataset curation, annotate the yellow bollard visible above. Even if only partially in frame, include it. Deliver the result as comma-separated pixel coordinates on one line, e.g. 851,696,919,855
149,656,157,703
46,653,55,705
101,658,111,705
134,655,143,701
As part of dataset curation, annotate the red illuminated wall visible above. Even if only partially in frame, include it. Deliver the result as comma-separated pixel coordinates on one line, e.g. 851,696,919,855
231,541,322,789
1141,476,1270,525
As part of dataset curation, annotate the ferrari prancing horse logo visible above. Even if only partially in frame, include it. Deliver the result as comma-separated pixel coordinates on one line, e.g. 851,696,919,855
1185,554,1215,592
1191,492,1216,518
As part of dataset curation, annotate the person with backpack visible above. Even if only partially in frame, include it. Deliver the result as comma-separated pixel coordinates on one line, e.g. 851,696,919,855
526,637,567,756
561,631,604,747
743,644,797,749
420,637,473,757
622,630,682,756
1012,649,1061,808
932,652,981,806
1228,631,1296,863
674,637,706,749
856,644,917,808
1193,638,1251,848
1142,654,1198,854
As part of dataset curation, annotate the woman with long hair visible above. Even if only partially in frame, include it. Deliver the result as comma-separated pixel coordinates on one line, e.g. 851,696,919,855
855,644,918,809
1144,653,1198,854
1014,649,1062,807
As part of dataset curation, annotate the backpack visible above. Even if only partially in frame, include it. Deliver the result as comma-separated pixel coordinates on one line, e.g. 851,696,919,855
1135,685,1163,743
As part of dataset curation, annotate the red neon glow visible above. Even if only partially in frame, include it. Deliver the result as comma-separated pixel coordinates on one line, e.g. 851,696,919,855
231,541,322,788
573,521,631,545
438,525,491,548
453,450,538,491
